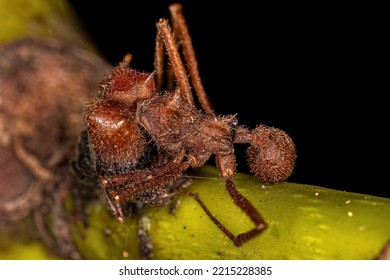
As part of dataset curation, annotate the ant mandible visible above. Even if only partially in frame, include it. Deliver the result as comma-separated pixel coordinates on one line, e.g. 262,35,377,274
73,3,296,247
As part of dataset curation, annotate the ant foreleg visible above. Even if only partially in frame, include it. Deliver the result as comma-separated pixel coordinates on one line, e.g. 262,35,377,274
101,188,124,222
100,155,191,222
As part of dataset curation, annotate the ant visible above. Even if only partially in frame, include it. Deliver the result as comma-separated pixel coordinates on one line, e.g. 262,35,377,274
73,3,296,247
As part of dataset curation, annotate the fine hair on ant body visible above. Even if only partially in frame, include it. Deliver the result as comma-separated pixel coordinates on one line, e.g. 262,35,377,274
73,3,296,247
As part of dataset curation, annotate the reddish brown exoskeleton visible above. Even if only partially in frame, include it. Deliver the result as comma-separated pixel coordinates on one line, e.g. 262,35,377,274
73,3,296,246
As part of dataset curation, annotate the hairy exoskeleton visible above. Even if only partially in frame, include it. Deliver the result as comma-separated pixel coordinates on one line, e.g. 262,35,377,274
73,3,296,246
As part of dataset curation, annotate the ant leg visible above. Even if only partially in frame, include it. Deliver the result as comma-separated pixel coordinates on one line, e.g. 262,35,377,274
168,3,214,115
181,178,267,247
224,177,267,246
103,161,189,203
101,156,191,222
154,27,164,91
102,188,124,222
214,153,267,246
100,152,186,190
156,19,194,107
154,23,175,92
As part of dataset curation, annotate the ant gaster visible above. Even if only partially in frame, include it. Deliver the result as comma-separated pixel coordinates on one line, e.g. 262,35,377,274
73,3,296,247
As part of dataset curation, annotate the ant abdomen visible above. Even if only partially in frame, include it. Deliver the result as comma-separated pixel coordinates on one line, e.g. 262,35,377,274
246,125,297,184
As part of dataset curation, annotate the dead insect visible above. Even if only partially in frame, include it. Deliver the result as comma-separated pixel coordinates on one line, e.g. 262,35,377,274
73,3,296,246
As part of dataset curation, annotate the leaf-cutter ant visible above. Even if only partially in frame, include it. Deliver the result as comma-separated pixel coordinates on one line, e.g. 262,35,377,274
73,3,296,246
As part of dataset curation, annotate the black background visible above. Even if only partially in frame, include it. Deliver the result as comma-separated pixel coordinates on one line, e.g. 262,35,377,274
67,1,388,198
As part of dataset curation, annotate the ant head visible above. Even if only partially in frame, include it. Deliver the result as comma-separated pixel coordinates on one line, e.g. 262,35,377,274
99,66,156,105
246,125,296,184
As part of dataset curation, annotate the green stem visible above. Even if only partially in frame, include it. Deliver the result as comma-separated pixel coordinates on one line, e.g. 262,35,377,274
71,165,390,260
